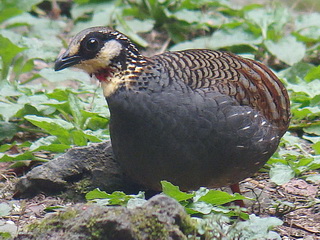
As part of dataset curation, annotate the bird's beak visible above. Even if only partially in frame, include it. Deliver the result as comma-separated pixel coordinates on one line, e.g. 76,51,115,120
54,51,82,71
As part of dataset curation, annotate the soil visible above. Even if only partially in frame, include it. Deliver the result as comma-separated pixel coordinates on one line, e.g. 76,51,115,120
1,162,319,239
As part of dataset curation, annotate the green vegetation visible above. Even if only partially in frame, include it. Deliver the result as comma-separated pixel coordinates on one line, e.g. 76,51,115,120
85,181,282,239
0,0,319,238
86,181,250,219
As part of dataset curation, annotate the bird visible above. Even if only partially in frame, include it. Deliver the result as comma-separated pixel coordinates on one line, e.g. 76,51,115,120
54,26,290,193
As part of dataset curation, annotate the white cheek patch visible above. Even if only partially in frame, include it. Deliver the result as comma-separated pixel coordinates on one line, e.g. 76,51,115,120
98,39,122,64
75,40,122,74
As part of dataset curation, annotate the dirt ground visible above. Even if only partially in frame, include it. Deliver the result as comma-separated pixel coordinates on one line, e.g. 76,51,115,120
0,161,319,239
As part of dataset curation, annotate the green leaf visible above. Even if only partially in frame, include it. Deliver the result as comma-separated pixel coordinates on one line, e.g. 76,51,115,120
83,129,108,142
295,12,320,30
18,36,62,62
295,13,320,40
116,15,150,47
0,7,22,23
17,94,54,113
74,0,89,4
269,163,295,185
46,89,69,101
71,2,117,34
0,232,12,239
44,206,64,212
4,12,65,42
306,157,320,171
85,188,109,200
0,35,26,80
9,160,33,169
0,102,24,122
161,181,194,202
15,104,42,120
39,68,90,83
0,142,30,154
68,93,84,129
199,189,246,205
83,114,108,131
0,151,34,162
70,130,88,146
170,27,262,51
167,9,228,27
127,197,147,209
45,102,71,116
279,62,314,84
245,8,289,39
33,144,71,153
29,136,70,152
264,36,306,66
24,115,74,145
205,27,262,49
124,19,155,33
291,107,320,121
86,189,135,206
0,143,13,153
287,80,320,100
305,65,320,82
303,135,320,144
25,115,73,130
0,121,18,141
305,174,320,184
1,0,43,12
170,36,210,51
303,125,320,136
236,215,283,239
10,56,35,80
188,201,213,215
0,81,22,97
311,95,320,107
312,142,320,155
169,9,205,24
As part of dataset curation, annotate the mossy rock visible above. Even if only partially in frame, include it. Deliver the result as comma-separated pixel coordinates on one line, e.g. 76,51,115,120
15,195,195,240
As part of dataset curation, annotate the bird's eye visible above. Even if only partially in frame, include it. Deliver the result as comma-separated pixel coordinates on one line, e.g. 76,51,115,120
85,38,99,52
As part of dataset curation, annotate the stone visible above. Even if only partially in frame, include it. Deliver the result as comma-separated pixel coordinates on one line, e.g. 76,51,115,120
14,195,193,240
15,141,141,198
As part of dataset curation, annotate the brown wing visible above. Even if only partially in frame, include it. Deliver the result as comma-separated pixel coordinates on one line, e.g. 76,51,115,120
153,49,290,135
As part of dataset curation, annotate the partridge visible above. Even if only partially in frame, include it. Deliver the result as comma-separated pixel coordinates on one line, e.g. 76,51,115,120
54,27,290,191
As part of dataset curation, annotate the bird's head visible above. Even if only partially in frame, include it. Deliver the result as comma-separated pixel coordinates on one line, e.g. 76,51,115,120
54,27,143,82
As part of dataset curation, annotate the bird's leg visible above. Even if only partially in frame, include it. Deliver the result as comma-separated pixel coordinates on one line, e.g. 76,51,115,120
230,183,245,208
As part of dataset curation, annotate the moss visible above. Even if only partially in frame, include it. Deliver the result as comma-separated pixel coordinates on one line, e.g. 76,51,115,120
23,197,197,240
72,177,93,195
85,214,106,239
129,202,197,240
69,206,126,240
60,177,93,201
131,211,168,240
178,214,197,236
27,209,79,233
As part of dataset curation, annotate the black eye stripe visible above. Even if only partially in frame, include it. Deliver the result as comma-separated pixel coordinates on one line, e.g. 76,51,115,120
85,38,100,51
79,32,118,56
77,31,134,61
79,33,104,59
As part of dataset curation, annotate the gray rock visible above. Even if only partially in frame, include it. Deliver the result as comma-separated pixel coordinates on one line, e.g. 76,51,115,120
15,141,141,198
14,195,193,240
